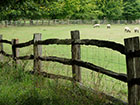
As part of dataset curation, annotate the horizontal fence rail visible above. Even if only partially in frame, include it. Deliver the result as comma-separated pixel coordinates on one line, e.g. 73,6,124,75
39,56,127,82
0,50,128,82
15,40,34,48
13,39,126,54
1,51,140,85
1,35,140,80
0,40,12,44
29,71,73,81
13,38,140,57
1,31,140,105
0,50,13,57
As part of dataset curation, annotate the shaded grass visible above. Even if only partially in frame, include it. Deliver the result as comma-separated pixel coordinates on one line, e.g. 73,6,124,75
0,61,118,105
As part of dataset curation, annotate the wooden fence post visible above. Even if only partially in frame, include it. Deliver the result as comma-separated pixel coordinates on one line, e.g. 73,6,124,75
33,33,42,73
71,30,81,82
5,20,8,27
23,20,26,26
12,39,19,67
42,20,44,25
36,20,38,25
124,37,140,105
0,35,3,61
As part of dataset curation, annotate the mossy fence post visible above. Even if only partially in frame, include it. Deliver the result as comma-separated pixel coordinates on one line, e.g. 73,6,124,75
71,30,81,82
0,35,3,61
33,33,42,74
12,39,19,67
124,37,140,105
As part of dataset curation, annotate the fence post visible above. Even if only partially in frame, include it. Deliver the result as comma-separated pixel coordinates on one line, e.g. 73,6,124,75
23,20,26,26
0,35,3,61
124,37,140,105
71,30,81,82
42,20,44,25
12,39,19,67
36,20,38,25
5,20,8,27
33,33,42,73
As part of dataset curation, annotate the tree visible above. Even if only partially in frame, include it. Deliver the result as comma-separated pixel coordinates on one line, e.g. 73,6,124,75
70,0,98,19
122,0,140,21
0,0,49,21
0,0,140,21
94,0,123,20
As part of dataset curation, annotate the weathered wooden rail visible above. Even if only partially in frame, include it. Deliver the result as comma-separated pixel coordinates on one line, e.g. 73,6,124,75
0,30,140,105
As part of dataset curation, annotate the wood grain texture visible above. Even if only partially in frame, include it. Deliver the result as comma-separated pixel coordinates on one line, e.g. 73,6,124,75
37,39,125,54
124,36,140,105
12,39,19,67
71,30,81,82
12,38,125,55
0,39,12,44
15,40,33,48
33,33,42,73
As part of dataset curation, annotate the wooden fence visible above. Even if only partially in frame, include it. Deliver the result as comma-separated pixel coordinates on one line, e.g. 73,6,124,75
1,19,140,27
1,30,140,105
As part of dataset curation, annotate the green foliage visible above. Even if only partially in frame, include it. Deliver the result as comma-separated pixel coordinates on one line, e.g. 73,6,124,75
122,0,140,21
0,0,140,21
94,0,123,20
69,0,97,19
47,1,65,19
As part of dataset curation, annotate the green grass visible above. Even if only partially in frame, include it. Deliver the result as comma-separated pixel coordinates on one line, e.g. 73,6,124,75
1,24,139,41
0,62,119,105
0,24,139,102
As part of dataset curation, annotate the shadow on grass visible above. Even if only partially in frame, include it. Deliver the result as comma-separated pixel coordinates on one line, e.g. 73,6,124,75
0,60,124,105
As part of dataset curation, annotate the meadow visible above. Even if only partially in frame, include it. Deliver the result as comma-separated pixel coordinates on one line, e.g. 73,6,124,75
0,24,140,104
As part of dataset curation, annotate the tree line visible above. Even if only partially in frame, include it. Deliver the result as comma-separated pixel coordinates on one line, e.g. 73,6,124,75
0,0,140,21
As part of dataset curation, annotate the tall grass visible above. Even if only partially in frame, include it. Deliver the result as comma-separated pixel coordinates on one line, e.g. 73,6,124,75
0,60,121,105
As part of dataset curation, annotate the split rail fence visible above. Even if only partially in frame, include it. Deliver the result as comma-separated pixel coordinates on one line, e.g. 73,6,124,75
1,19,140,27
0,30,140,105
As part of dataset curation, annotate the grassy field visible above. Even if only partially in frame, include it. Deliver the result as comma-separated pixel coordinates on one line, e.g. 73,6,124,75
0,63,110,105
0,24,140,103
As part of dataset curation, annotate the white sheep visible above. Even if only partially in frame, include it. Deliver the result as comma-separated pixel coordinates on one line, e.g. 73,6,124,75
93,24,100,28
124,27,131,33
107,24,111,29
134,27,139,33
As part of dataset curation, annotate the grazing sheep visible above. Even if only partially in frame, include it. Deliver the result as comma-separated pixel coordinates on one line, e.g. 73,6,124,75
134,27,139,33
107,24,111,29
93,24,100,28
124,27,131,33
